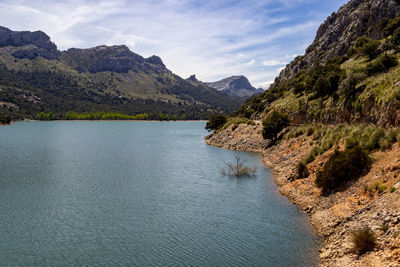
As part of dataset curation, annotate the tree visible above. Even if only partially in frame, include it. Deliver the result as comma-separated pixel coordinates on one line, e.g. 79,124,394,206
205,114,227,132
221,156,256,177
0,113,11,124
262,111,289,141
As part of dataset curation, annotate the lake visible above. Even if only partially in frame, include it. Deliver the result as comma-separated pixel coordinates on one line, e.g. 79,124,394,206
0,121,319,266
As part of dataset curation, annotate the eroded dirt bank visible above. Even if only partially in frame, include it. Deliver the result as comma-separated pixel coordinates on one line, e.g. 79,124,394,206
206,124,400,267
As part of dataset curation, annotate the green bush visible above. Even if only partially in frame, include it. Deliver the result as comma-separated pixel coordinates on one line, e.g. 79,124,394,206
351,227,376,255
379,137,392,151
363,128,385,151
339,72,367,97
222,117,255,130
390,186,396,193
205,114,227,132
306,127,314,136
393,28,400,46
315,146,371,194
36,112,54,121
383,16,400,37
305,146,321,164
354,36,380,60
372,181,387,193
262,111,289,141
296,161,309,179
345,135,359,149
366,54,398,76
0,113,11,124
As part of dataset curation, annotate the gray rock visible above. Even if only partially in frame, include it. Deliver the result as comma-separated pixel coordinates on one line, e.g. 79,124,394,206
0,26,59,59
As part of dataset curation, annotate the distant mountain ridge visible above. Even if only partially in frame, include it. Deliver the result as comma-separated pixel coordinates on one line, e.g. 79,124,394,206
0,26,243,120
205,75,264,98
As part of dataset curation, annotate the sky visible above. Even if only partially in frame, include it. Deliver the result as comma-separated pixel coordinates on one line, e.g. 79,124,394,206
0,0,348,88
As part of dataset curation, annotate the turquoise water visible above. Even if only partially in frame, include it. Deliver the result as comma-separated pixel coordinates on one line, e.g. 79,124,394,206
0,121,319,266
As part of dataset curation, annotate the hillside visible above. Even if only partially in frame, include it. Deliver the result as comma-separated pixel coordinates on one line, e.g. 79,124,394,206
0,27,242,120
237,0,400,126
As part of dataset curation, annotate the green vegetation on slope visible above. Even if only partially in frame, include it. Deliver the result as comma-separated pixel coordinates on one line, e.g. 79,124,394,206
237,14,400,126
315,145,371,194
0,112,11,124
283,123,400,194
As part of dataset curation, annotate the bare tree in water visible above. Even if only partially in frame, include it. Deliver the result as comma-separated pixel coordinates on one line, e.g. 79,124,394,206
221,156,256,177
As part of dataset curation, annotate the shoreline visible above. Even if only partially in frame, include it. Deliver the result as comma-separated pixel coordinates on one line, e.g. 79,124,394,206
205,123,400,266
4,119,207,124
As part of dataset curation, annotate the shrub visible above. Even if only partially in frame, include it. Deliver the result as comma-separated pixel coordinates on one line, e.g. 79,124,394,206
315,146,371,194
379,137,392,151
366,54,398,76
383,16,400,37
262,111,289,141
393,28,400,46
390,186,396,193
36,112,54,121
339,72,367,97
372,181,387,194
305,146,321,164
351,227,376,255
296,162,309,179
354,36,380,60
205,114,227,132
306,127,314,136
222,117,255,130
221,156,256,177
0,113,11,124
345,135,359,149
363,128,385,151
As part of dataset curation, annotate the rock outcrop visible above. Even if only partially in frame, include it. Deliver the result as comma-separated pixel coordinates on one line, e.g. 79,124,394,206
0,26,59,60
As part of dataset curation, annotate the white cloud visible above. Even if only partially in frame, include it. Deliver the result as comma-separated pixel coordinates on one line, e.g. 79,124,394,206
262,59,287,66
244,59,256,65
286,54,298,59
256,81,275,88
0,0,344,88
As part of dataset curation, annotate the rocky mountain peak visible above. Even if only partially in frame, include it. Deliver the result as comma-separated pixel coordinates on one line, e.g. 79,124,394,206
206,75,263,98
0,26,59,59
145,55,165,67
186,74,198,82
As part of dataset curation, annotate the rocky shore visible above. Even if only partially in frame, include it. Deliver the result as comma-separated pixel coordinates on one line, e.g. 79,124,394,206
206,124,400,266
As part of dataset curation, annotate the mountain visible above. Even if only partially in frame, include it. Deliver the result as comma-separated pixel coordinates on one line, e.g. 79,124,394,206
205,75,264,98
238,0,400,126
0,27,242,120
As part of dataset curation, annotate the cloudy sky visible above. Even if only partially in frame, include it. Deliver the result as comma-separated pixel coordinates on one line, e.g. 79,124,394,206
0,0,348,88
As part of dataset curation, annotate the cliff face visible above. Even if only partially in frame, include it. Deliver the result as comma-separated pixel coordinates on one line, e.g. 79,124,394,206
0,26,59,60
278,0,400,83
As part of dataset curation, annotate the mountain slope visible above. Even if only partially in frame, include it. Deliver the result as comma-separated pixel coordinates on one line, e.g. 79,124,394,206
0,27,241,120
238,0,400,126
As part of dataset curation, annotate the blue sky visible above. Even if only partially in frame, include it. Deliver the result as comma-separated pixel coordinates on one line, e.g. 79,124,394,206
0,0,348,88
